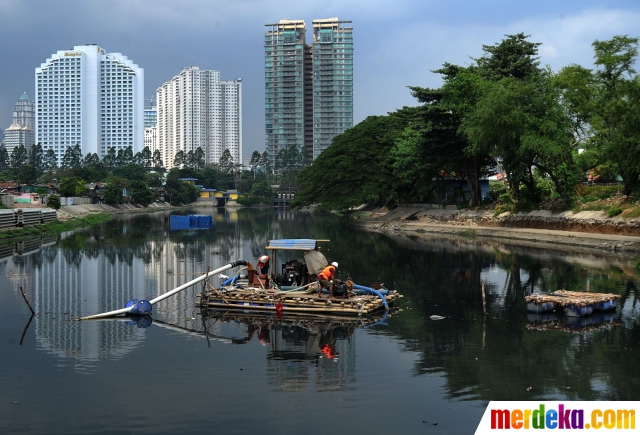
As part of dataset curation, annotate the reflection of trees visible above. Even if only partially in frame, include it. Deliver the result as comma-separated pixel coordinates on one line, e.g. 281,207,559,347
373,233,640,401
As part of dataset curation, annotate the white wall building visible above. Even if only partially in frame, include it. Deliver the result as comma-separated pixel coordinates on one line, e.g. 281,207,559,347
35,45,144,166
156,66,241,169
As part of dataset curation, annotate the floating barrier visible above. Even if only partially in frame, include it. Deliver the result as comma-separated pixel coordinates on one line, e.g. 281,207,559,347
525,290,620,318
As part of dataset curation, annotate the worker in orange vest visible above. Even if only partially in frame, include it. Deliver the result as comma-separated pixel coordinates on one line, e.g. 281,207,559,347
317,262,338,298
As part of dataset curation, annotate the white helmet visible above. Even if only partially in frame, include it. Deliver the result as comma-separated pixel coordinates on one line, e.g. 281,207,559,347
331,262,338,268
260,255,269,262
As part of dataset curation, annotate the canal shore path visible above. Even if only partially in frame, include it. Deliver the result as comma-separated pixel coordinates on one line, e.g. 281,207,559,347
353,207,640,253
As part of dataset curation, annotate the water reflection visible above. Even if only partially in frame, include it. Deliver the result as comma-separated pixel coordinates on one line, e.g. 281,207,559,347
2,208,640,402
154,309,393,392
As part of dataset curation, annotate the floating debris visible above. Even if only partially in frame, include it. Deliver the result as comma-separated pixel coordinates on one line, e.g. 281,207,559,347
430,315,446,320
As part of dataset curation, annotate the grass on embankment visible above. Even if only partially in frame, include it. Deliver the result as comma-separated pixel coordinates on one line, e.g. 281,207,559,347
0,213,113,241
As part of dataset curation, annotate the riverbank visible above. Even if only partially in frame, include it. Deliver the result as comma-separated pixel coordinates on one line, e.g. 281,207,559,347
53,201,175,220
353,207,640,253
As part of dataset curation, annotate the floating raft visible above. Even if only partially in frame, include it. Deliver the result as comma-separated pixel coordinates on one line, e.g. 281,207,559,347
197,287,402,316
525,290,620,317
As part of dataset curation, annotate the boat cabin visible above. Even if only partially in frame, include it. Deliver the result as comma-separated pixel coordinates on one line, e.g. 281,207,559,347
247,239,331,290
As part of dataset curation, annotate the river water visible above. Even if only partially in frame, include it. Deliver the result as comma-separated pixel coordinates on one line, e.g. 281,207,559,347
1,207,639,434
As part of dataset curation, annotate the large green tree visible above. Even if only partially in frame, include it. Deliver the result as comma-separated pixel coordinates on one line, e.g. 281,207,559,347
591,35,640,194
294,114,408,210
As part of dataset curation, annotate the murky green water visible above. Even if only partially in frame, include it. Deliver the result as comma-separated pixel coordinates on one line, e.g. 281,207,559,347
1,208,639,434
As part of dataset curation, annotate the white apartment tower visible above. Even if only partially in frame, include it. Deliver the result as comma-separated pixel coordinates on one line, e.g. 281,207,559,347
35,45,144,166
156,67,242,169
4,92,36,155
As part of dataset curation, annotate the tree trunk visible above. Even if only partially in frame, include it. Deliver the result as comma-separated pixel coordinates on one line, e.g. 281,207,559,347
464,156,482,207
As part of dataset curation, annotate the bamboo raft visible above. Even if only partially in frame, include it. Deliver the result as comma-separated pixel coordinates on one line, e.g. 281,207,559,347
525,290,620,317
196,286,403,316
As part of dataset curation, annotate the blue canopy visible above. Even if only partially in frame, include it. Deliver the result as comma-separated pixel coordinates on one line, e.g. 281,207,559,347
266,239,319,250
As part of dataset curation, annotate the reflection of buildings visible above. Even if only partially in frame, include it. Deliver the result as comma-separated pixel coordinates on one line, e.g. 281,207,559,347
266,324,356,392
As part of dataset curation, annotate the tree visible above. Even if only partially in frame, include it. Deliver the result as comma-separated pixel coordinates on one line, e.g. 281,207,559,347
116,146,134,167
590,35,640,195
219,149,234,174
129,179,154,206
193,147,205,169
258,151,271,175
82,152,100,168
28,143,44,177
58,177,86,197
42,149,58,177
47,194,61,210
112,163,146,181
294,115,408,210
145,172,163,187
0,146,7,172
152,149,164,171
103,147,117,170
103,176,127,205
61,144,83,170
165,168,199,205
174,150,185,168
135,146,152,168
9,144,28,174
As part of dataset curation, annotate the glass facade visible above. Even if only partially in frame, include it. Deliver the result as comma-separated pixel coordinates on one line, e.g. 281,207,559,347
265,18,353,165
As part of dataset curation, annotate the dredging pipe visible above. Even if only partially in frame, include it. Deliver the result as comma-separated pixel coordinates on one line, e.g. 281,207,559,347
78,260,249,320
353,284,389,311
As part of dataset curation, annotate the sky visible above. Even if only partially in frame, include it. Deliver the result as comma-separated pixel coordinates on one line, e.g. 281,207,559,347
0,0,639,162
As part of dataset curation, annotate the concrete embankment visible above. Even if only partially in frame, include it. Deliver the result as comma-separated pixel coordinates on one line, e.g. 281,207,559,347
354,207,640,253
55,202,173,220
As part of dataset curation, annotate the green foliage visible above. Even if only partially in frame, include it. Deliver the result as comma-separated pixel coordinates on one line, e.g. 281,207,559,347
129,179,154,206
103,176,127,205
47,194,61,210
0,213,111,241
607,206,623,217
112,163,146,181
293,115,407,210
58,177,86,197
165,168,199,205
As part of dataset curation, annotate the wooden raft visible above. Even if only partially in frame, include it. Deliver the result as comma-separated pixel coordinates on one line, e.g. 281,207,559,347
197,287,402,316
525,290,621,308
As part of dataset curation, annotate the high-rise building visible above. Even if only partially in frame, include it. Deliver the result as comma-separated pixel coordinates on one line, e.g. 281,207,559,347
4,92,36,155
264,18,352,166
156,66,242,169
312,18,353,160
144,104,157,128
264,19,313,165
35,45,144,166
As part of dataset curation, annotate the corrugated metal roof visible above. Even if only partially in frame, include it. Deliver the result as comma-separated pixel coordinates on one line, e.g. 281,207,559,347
266,239,317,250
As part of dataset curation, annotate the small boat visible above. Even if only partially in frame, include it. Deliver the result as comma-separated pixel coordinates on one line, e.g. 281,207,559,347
196,239,402,316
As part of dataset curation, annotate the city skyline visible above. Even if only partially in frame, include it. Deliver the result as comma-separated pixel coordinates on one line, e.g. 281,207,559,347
0,0,638,162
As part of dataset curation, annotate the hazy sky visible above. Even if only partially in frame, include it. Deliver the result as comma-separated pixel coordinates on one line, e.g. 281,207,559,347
0,0,638,161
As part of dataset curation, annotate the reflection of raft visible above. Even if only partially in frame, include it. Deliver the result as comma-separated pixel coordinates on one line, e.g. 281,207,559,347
526,312,620,333
525,290,620,317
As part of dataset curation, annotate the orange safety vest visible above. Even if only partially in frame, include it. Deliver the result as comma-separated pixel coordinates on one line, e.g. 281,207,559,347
317,265,336,281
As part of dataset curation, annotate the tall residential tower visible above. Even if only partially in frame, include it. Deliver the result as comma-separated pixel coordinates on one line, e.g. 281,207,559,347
264,18,352,166
312,18,353,160
35,45,144,166
156,66,242,169
4,92,35,155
